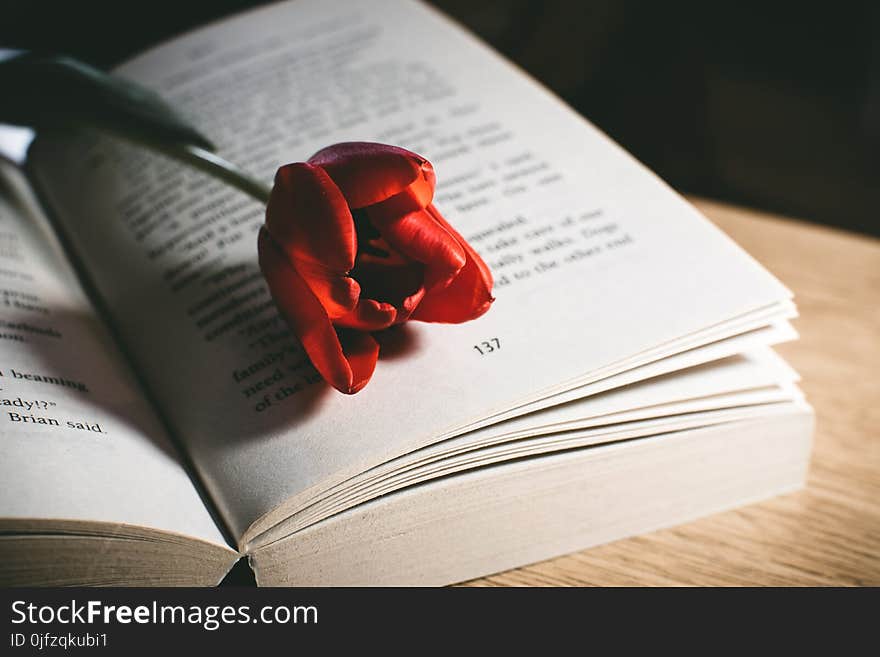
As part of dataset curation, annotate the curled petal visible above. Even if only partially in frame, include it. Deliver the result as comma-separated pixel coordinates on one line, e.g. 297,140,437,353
291,259,360,320
367,206,466,291
265,163,359,318
259,227,377,394
364,166,435,217
265,162,356,274
349,257,427,321
309,142,435,209
334,298,398,331
394,284,427,323
336,330,381,395
409,204,494,323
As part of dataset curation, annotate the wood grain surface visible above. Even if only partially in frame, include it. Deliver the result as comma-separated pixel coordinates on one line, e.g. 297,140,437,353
462,197,880,586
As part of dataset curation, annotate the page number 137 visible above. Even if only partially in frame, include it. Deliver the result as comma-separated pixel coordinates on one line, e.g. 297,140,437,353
473,338,501,355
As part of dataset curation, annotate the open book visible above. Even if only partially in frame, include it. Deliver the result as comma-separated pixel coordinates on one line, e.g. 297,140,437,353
0,0,813,586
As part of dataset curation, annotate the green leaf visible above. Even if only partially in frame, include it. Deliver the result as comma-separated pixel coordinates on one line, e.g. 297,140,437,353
0,49,215,151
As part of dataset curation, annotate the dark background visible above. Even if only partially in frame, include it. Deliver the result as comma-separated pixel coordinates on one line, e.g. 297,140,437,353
2,0,877,237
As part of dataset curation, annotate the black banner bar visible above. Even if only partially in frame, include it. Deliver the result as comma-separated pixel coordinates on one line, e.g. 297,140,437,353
0,587,872,651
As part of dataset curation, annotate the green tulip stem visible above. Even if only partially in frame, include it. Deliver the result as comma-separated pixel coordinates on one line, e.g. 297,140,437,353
155,142,273,205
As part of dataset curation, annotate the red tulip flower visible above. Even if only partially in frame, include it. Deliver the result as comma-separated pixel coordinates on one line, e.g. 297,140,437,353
258,142,494,394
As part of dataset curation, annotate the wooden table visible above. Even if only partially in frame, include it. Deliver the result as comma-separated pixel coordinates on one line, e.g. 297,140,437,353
464,197,880,586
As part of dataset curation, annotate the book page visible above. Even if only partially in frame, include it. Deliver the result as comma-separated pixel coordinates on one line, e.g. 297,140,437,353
0,168,228,548
28,0,792,542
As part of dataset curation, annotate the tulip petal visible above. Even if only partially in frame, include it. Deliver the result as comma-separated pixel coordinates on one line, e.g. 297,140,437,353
367,206,466,291
336,329,381,395
265,162,356,274
410,205,494,323
292,259,361,320
309,142,435,209
350,256,426,316
259,227,377,394
365,167,435,218
334,298,398,331
265,162,359,318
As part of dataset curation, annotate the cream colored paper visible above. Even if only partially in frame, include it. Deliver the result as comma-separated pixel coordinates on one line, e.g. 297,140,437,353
0,170,229,549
